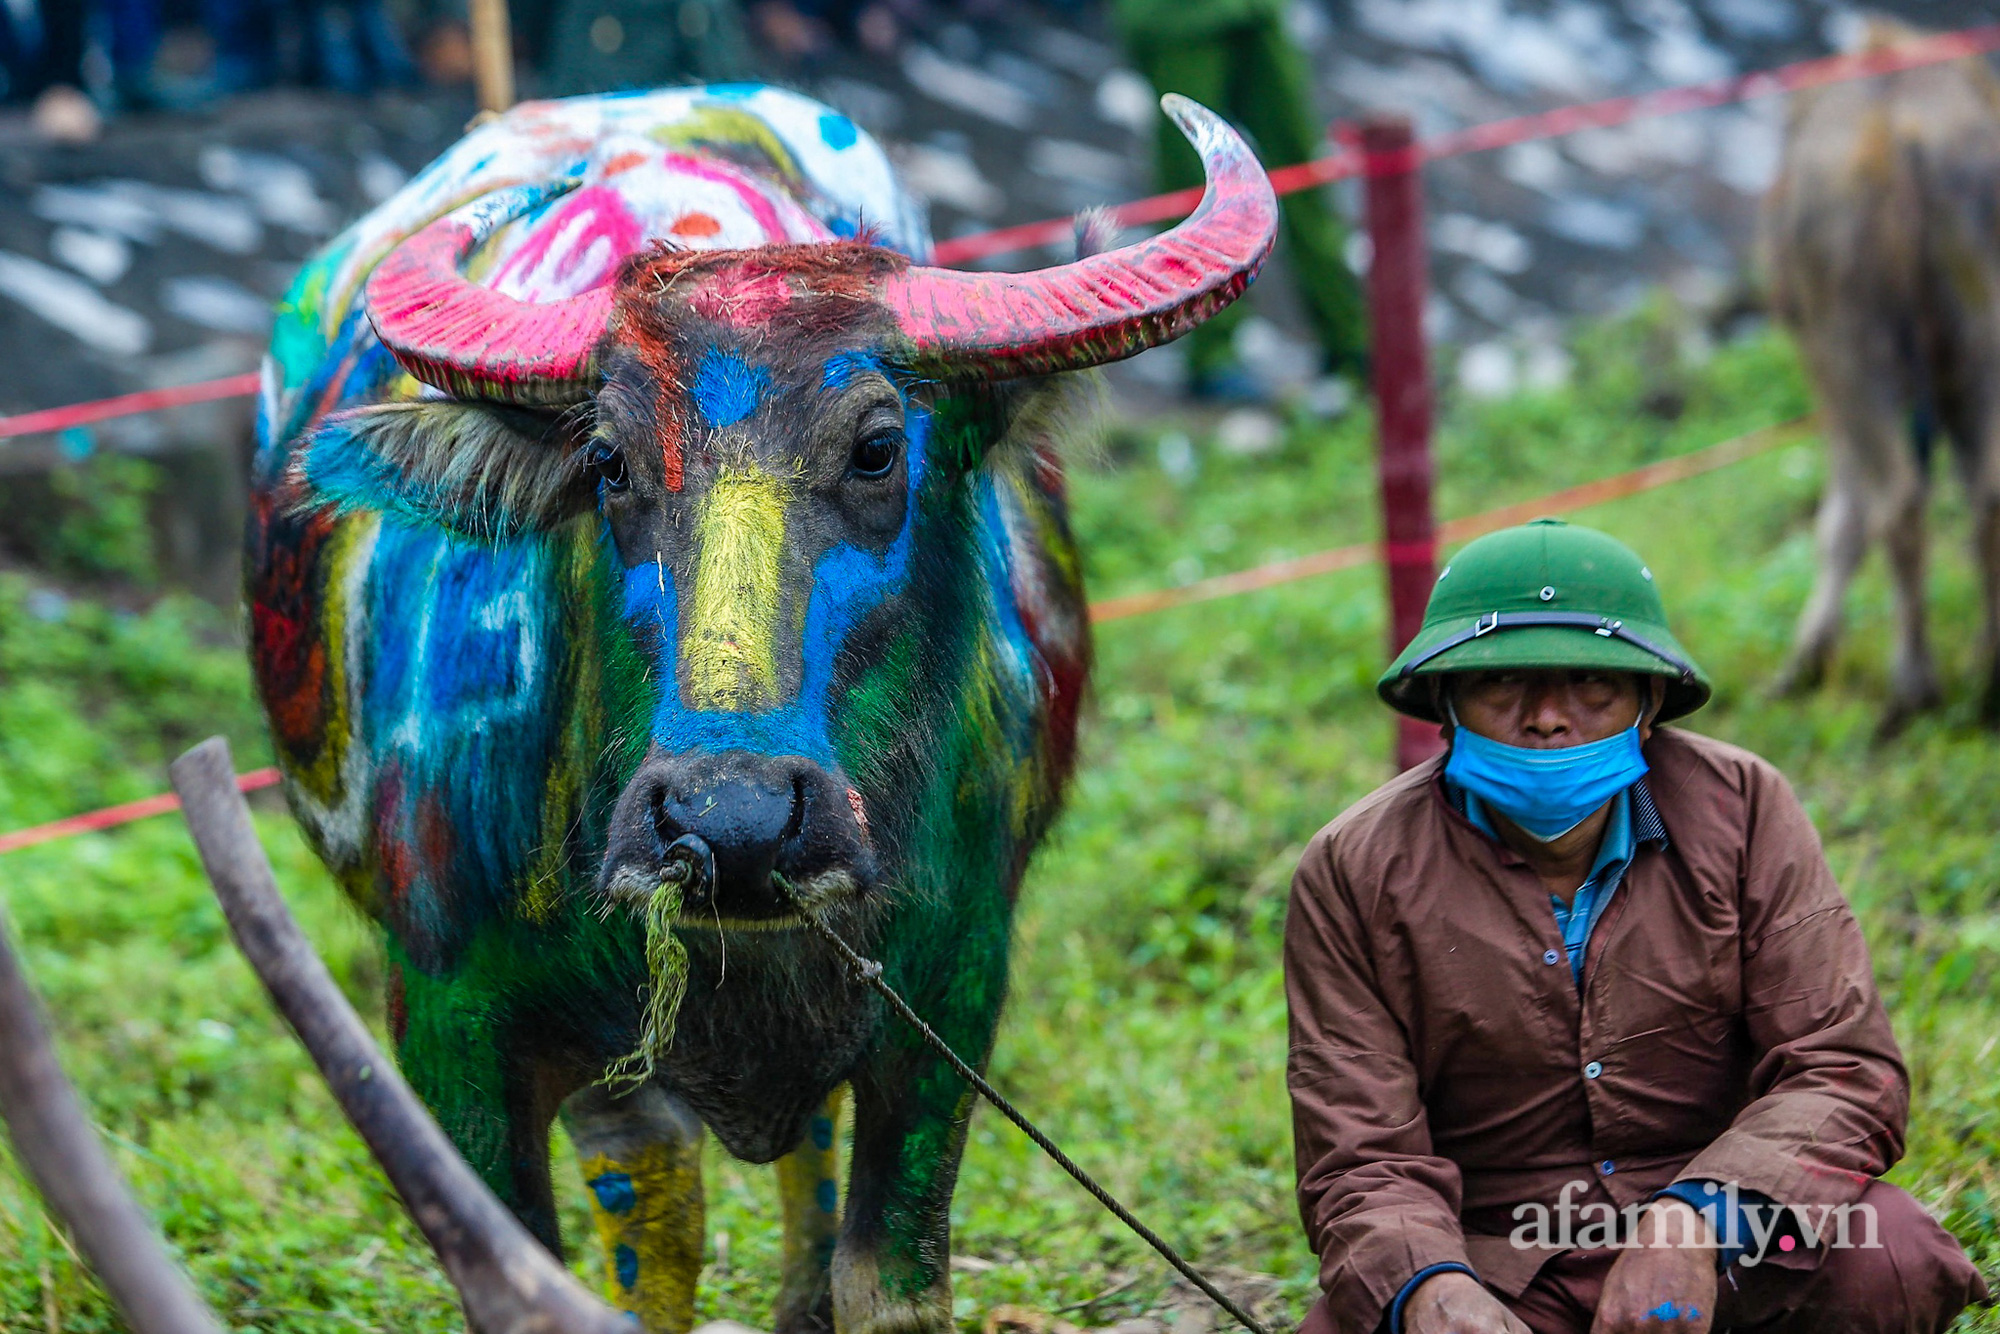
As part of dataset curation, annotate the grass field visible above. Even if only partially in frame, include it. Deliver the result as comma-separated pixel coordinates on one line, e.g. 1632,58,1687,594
3,308,1999,1332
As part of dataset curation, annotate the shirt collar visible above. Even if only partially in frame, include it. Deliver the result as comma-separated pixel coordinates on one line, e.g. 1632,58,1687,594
1586,787,1634,882
1627,776,1667,847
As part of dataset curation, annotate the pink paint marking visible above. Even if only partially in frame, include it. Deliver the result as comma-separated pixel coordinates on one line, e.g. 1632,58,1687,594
489,184,646,300
658,153,792,241
688,268,794,327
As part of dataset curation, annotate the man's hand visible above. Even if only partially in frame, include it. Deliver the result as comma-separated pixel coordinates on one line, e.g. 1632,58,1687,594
1401,1272,1532,1334
1590,1200,1718,1334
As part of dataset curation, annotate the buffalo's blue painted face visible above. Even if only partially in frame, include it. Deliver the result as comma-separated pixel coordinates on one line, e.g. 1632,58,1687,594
604,347,928,767
589,328,935,918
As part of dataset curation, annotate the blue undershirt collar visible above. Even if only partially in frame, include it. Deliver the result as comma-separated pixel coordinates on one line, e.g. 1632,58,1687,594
1447,777,1666,985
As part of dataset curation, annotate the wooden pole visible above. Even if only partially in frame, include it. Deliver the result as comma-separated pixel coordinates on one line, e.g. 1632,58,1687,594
469,0,516,115
170,739,632,1334
0,929,226,1334
1361,114,1446,772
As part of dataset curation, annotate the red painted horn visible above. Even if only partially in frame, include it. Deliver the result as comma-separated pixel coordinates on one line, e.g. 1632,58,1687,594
364,180,614,408
882,95,1278,381
367,95,1272,404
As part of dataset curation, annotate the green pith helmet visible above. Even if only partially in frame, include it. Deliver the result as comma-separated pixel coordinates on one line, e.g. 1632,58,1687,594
1378,518,1712,723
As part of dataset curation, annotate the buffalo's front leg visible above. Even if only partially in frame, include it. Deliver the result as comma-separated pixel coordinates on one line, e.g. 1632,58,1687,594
775,1090,845,1334
833,952,1005,1334
562,1080,707,1333
393,957,566,1255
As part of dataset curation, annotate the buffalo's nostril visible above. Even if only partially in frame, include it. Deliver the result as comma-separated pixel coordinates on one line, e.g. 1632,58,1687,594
659,833,717,906
782,771,807,846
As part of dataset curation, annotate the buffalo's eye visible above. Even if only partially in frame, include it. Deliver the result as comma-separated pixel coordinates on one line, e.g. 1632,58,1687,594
850,429,902,479
586,440,628,491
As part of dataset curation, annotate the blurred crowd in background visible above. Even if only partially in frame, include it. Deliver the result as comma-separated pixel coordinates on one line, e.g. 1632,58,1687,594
0,0,1084,120
0,0,1364,400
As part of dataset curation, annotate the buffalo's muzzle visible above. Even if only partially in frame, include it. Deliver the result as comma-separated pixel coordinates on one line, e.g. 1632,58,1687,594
601,748,873,919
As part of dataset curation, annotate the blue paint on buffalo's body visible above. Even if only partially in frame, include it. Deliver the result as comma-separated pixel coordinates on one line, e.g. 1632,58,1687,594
975,478,1037,694
1646,1301,1694,1321
818,113,858,150
821,352,881,392
810,1115,834,1150
590,1172,639,1214
692,349,768,430
816,1180,838,1213
618,405,930,763
615,1243,640,1288
355,520,563,958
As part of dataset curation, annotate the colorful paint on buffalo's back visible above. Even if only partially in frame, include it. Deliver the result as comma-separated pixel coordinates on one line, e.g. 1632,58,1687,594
265,85,926,412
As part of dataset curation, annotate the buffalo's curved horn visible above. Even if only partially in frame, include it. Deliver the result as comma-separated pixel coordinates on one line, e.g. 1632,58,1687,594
882,95,1277,381
367,95,1271,402
365,180,614,409
170,739,632,1334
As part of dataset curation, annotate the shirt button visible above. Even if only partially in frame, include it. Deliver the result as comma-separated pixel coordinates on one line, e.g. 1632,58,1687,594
1600,1160,1616,1176
1584,1061,1603,1079
1543,949,1561,965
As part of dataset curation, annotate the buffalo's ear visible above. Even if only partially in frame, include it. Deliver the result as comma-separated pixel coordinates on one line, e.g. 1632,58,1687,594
292,401,596,541
924,373,1093,475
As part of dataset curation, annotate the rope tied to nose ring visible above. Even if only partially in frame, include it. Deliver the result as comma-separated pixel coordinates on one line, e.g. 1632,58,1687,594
769,871,1273,1334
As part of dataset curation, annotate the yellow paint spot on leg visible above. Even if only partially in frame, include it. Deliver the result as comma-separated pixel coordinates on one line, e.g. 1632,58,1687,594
582,1140,705,1334
775,1089,844,1329
684,467,788,711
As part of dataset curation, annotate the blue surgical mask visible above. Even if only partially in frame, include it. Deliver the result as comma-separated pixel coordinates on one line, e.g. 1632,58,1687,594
1444,704,1648,841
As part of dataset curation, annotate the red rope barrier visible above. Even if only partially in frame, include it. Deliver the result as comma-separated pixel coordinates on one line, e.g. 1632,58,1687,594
0,372,261,443
1086,416,1808,623
0,767,281,856
0,417,1810,856
0,25,1994,437
930,21,2000,265
1421,22,2000,163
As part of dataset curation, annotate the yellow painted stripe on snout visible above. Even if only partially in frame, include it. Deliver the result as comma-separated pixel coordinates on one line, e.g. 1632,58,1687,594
685,466,788,711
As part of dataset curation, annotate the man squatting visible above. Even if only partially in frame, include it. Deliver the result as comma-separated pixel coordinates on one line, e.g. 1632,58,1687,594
1285,519,1989,1333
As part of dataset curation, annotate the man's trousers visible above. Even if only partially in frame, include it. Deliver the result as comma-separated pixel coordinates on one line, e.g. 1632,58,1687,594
1502,1181,1987,1334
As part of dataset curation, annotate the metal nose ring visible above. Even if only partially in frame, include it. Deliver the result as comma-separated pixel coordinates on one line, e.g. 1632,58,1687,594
662,832,717,907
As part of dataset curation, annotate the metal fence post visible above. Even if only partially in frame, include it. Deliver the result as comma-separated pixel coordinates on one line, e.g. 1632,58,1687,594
1362,114,1446,772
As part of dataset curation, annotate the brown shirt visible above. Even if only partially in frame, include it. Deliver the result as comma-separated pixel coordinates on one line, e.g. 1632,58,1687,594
1285,728,1906,1331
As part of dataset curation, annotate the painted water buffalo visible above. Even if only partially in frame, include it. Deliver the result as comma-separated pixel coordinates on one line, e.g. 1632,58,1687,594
247,85,1273,1334
1765,22,2000,731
